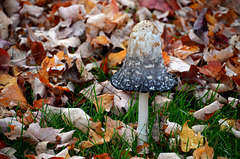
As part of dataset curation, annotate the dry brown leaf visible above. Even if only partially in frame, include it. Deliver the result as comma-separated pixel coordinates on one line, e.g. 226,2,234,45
113,90,136,116
33,99,50,109
0,84,30,110
173,45,200,59
106,116,137,146
179,121,204,152
93,93,114,112
80,126,114,149
193,101,224,121
203,45,234,63
198,61,222,78
0,74,18,89
108,49,127,67
193,141,214,159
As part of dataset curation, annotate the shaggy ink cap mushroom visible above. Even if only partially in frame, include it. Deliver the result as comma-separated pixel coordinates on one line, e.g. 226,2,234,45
110,20,178,93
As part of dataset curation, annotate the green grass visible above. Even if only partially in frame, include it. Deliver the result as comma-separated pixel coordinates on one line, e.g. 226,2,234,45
1,77,240,158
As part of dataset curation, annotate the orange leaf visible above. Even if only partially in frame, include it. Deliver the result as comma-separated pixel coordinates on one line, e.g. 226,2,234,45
100,58,109,74
25,155,36,159
33,99,50,109
93,153,111,159
102,0,119,19
108,49,126,67
162,51,170,65
193,141,214,159
0,84,30,110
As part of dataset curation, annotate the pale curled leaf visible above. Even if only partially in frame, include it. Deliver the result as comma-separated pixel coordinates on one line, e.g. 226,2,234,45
157,152,183,159
61,108,91,133
219,119,240,138
193,101,224,121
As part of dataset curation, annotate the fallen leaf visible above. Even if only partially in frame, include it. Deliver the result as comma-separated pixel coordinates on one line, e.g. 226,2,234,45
0,48,11,74
0,11,11,39
193,141,214,159
33,99,50,109
108,49,126,67
93,153,111,159
164,120,182,136
179,121,204,152
0,84,30,110
93,93,114,112
181,65,206,86
203,45,234,63
173,45,200,59
140,0,180,14
193,88,227,104
167,56,190,73
193,101,224,121
61,108,91,133
219,119,240,138
198,61,222,78
79,126,114,149
191,8,209,45
162,51,170,65
157,152,183,159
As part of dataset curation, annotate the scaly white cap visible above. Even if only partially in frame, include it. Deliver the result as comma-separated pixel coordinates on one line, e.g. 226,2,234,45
111,20,177,93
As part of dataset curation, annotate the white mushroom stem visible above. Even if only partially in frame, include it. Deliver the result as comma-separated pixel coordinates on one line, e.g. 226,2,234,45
137,92,149,145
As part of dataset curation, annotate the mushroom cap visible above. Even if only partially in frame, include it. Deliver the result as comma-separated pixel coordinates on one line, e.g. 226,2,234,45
110,20,177,93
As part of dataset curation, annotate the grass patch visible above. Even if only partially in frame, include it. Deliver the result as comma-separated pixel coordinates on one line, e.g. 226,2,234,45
1,83,239,158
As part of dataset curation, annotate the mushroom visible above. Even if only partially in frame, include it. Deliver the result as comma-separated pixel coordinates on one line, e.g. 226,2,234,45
110,20,178,145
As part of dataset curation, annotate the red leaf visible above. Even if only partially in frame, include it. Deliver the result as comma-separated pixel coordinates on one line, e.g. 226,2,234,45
198,61,222,78
140,0,180,14
181,65,206,86
0,48,10,74
0,140,9,148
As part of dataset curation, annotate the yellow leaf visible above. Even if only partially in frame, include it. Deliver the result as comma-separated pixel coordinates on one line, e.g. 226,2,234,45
179,121,204,152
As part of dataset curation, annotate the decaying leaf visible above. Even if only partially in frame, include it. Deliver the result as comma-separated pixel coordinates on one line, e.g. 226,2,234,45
193,101,224,121
193,141,214,159
179,121,204,152
61,108,92,133
93,93,114,112
108,49,127,67
219,119,240,138
79,126,114,149
106,116,137,146
164,120,182,136
157,152,183,159
0,84,30,110
173,45,200,59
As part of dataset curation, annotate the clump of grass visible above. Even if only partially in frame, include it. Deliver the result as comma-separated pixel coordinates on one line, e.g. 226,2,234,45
1,73,239,159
